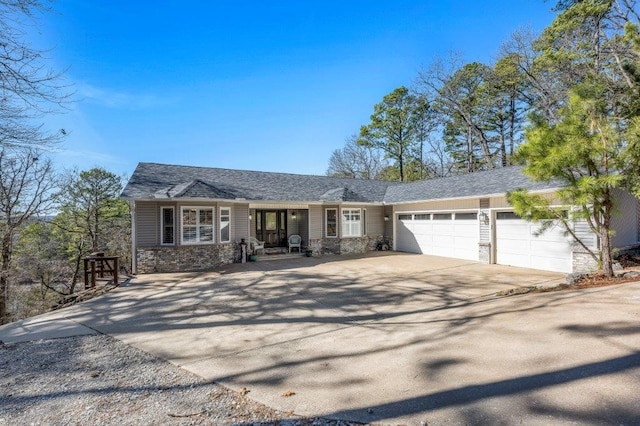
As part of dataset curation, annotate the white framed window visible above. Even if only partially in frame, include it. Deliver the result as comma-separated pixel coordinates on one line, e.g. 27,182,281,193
341,208,361,237
220,207,231,243
326,208,337,238
181,207,214,244
161,206,175,245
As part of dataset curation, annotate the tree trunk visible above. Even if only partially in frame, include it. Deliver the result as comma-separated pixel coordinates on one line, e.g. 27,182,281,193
508,95,516,164
467,125,473,173
1,235,12,324
70,252,83,294
500,130,507,167
600,192,615,277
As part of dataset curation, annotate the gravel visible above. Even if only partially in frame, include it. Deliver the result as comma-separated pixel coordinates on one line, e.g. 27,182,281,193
0,335,362,426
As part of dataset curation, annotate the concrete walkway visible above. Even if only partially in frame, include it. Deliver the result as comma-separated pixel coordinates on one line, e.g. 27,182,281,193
2,252,639,425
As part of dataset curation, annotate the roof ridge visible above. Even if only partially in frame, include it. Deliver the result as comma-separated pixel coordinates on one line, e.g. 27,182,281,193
137,162,397,185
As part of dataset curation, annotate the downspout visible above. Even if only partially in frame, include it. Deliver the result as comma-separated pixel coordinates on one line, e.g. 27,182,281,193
129,200,137,274
308,207,311,252
391,205,396,251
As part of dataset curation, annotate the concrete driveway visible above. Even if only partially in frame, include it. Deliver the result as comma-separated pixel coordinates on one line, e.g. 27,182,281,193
2,252,640,425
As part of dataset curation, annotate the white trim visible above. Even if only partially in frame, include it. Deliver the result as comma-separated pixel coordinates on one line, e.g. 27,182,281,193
395,209,479,216
160,206,175,246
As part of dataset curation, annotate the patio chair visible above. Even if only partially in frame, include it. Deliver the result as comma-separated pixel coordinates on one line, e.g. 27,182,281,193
288,234,302,253
249,237,265,254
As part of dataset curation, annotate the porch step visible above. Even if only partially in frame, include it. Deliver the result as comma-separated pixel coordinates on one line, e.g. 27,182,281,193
255,252,305,261
263,247,288,255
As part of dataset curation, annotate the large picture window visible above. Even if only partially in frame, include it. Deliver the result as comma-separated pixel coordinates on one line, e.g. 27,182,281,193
161,206,175,245
341,208,361,237
326,208,337,237
181,207,214,244
220,207,231,243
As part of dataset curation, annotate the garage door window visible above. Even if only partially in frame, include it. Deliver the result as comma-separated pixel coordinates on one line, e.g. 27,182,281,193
414,214,430,220
455,212,477,220
497,211,520,220
398,214,413,221
342,208,361,237
433,213,452,220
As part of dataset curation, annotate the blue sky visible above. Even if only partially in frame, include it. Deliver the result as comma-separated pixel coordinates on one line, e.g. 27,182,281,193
36,0,557,178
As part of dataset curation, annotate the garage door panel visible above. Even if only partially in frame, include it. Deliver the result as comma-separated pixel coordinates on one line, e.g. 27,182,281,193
530,239,569,255
496,216,572,273
396,213,478,261
432,223,453,234
453,245,478,261
532,256,570,272
396,221,419,253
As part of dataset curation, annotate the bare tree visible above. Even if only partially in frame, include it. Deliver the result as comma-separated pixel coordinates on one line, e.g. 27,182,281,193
327,135,388,179
0,147,58,323
1,0,70,149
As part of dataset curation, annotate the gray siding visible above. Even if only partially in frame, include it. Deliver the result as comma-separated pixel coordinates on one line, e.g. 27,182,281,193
479,198,490,243
394,198,477,212
136,201,160,247
232,204,249,243
309,205,323,239
574,219,597,250
384,205,393,238
365,205,385,236
611,189,639,248
287,211,300,237
298,210,309,247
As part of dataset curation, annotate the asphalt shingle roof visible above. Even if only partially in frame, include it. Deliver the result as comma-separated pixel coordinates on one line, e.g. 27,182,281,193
122,162,397,203
121,162,561,204
383,166,561,203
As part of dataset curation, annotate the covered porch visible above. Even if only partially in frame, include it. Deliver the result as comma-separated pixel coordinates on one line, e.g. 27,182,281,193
249,204,309,255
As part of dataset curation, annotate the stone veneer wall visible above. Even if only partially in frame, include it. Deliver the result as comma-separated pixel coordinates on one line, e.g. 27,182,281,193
572,246,598,274
308,235,387,255
137,243,239,273
478,242,491,264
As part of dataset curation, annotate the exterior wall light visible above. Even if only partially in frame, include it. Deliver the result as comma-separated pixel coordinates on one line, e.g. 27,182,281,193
384,215,390,221
292,211,297,220
479,212,489,225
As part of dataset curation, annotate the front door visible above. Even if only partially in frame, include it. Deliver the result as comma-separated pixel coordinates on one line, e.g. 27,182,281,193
256,210,287,247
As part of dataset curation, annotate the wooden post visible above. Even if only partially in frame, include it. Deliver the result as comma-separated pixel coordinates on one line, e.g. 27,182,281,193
90,260,96,288
84,258,90,289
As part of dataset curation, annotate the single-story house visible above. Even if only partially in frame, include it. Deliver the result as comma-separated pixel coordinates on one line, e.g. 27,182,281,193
121,162,640,274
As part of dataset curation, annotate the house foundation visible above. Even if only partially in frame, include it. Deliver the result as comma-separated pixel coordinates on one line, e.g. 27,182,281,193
137,243,239,273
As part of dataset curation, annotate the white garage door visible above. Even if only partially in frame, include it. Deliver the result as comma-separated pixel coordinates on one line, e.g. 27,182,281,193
396,212,478,261
495,211,572,273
